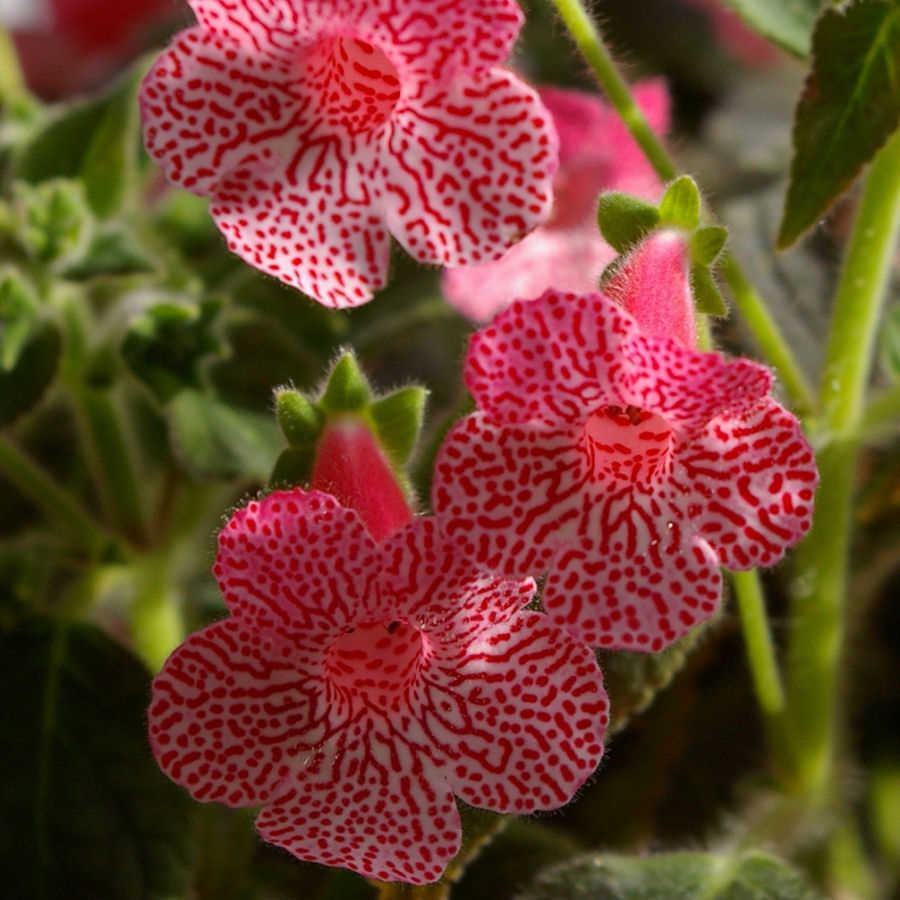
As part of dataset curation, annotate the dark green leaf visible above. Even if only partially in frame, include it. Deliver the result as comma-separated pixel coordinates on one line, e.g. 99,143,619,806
319,352,372,413
720,0,824,57
62,228,155,281
169,389,283,481
778,1,900,248
518,850,825,900
596,193,661,253
658,176,701,230
122,299,222,404
369,386,428,467
0,321,60,426
690,226,728,266
0,618,194,900
0,268,39,371
691,264,729,316
880,304,900,382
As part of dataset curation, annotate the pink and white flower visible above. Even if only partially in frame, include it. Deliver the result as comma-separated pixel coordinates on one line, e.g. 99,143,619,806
140,0,557,309
441,80,669,322
149,489,607,884
432,289,818,651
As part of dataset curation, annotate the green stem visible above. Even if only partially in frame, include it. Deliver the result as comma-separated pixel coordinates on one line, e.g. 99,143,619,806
0,432,115,556
131,553,183,672
785,128,900,799
545,0,816,414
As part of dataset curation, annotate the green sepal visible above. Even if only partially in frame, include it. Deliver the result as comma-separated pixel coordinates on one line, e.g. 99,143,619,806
319,352,372,413
596,191,661,253
368,386,428,467
659,175,701,230
690,225,728,266
269,445,318,490
11,178,92,266
0,268,39,371
276,389,324,447
691,263,728,316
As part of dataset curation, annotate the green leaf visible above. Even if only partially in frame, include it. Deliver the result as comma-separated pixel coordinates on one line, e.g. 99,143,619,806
690,226,728,266
122,299,222,404
62,228,155,281
0,268,39,371
319,352,372,413
880,304,900,382
691,263,729,316
658,176,701,230
596,192,661,253
778,1,900,249
0,617,194,899
11,179,92,266
519,850,825,900
80,65,144,218
368,386,428,467
169,388,283,481
0,321,61,426
276,389,323,447
720,0,825,57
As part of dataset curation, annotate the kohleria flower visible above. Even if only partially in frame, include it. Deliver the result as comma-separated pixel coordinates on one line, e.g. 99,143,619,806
432,288,818,650
441,80,669,322
148,489,608,883
140,0,558,308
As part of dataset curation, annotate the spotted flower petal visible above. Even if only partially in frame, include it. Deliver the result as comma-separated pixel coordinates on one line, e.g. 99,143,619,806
150,488,607,884
433,290,818,650
142,0,554,308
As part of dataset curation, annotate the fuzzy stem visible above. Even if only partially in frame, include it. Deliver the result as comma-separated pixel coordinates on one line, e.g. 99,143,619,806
786,128,900,798
0,433,115,556
545,0,816,414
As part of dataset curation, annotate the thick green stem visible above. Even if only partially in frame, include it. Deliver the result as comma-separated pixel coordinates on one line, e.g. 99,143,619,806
545,0,815,414
786,128,900,799
0,432,114,556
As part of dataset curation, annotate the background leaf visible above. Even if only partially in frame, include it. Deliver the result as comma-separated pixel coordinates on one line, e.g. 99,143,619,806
778,0,900,248
0,617,194,899
720,0,825,56
517,850,825,900
0,321,60,426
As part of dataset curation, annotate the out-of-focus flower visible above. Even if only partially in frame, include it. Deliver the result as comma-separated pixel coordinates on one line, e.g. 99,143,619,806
441,80,669,322
140,0,558,309
149,488,608,883
433,288,818,650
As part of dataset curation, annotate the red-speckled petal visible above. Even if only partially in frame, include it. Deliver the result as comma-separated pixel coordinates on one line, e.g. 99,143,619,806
432,413,590,578
678,398,818,569
417,611,607,813
378,517,535,642
140,27,303,195
621,335,773,431
442,226,615,323
464,291,637,426
383,70,557,268
543,509,723,650
148,619,328,807
255,733,461,884
214,488,380,635
210,144,392,308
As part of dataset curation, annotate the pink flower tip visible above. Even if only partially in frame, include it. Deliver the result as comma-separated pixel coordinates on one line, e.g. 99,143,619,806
148,488,607,883
140,0,557,308
433,288,818,651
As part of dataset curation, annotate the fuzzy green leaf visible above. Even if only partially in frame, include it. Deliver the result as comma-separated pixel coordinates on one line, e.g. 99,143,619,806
691,264,729,316
720,0,825,57
169,389,283,481
0,268,39,371
276,389,323,448
778,0,900,249
11,179,91,266
519,850,825,900
0,618,194,900
659,176,701,230
690,226,728,266
319,352,372,413
368,386,428,467
62,228,154,281
596,192,661,253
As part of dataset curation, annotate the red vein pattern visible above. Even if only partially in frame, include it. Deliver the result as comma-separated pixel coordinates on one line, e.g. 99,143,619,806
432,289,818,650
149,490,607,884
140,0,556,308
442,80,669,321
